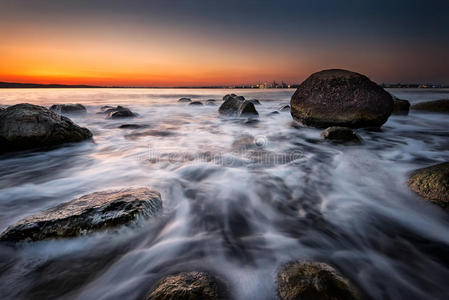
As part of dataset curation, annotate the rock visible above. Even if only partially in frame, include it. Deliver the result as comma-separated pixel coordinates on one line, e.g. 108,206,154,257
290,69,393,128
50,104,87,114
178,97,192,103
0,103,92,153
391,96,410,115
219,95,258,118
408,162,449,209
280,105,290,112
118,124,148,129
189,101,204,106
249,99,261,105
104,106,137,119
268,111,280,116
101,105,114,111
222,94,237,101
321,127,362,143
411,99,449,113
277,261,360,300
206,99,217,106
147,271,228,300
0,188,162,242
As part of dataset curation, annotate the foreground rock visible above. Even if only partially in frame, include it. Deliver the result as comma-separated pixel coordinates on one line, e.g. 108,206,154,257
219,94,258,118
0,188,162,242
0,103,92,153
178,97,192,103
411,99,449,113
408,162,449,209
103,106,137,119
50,104,87,114
321,127,361,143
147,271,228,300
277,261,360,300
290,69,393,128
391,96,410,115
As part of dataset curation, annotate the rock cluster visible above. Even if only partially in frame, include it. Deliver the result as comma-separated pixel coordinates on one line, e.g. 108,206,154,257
0,103,92,153
102,106,137,118
290,69,393,128
219,94,258,118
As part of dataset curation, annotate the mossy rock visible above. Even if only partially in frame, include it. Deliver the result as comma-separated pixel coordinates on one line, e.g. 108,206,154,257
408,162,449,209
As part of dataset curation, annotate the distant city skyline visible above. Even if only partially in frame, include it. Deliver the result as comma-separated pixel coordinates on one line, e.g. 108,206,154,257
1,0,449,86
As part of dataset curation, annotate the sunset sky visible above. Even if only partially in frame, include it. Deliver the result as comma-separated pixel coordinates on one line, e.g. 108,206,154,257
1,0,448,87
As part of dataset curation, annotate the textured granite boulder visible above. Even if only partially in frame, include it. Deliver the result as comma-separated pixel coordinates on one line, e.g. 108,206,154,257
147,272,228,300
408,162,449,209
290,69,393,128
277,261,360,300
0,103,92,153
0,188,162,242
50,104,87,114
411,99,449,113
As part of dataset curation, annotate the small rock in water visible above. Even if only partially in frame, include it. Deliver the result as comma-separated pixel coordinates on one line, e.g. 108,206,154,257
249,99,261,105
178,97,192,103
0,103,92,153
408,162,449,209
411,99,449,113
0,187,162,242
268,111,280,116
50,104,87,114
103,106,137,119
279,104,290,112
290,69,393,128
118,124,148,129
321,127,362,143
219,95,258,118
277,261,361,300
392,96,410,115
189,101,204,106
147,271,228,300
206,99,217,106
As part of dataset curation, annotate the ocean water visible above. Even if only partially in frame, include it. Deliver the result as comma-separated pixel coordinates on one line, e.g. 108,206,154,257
0,88,448,299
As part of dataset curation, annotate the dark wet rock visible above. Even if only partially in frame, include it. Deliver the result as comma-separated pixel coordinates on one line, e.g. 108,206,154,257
290,69,393,128
411,99,449,113
391,96,410,115
244,118,259,125
222,94,237,101
408,162,449,209
125,130,177,140
50,104,87,114
100,105,114,111
277,261,360,300
0,188,162,242
219,95,258,118
147,271,228,300
206,99,217,106
103,106,137,119
178,97,192,103
280,105,290,112
268,111,280,116
118,124,149,129
321,127,362,143
249,99,261,105
0,103,92,153
189,101,204,106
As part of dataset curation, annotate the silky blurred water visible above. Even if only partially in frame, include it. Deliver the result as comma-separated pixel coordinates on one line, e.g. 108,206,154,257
0,88,448,299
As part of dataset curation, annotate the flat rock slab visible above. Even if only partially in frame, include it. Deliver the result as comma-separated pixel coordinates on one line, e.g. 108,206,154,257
0,188,162,242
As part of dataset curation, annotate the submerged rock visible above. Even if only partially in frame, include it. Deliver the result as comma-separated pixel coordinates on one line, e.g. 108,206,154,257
178,97,192,103
391,97,410,115
0,103,92,153
290,69,393,128
189,101,204,106
206,99,217,106
103,106,137,119
279,104,290,112
321,127,361,143
0,188,162,242
50,104,87,114
249,99,261,105
277,261,360,300
219,95,258,118
411,99,449,113
408,162,449,209
147,271,228,300
118,124,148,129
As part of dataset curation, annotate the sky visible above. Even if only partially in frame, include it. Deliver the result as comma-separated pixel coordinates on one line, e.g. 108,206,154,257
1,0,448,87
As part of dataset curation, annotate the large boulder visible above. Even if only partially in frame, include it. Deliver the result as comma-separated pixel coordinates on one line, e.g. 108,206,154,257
0,103,92,153
408,162,449,209
0,188,162,242
411,99,449,113
50,104,87,115
321,127,362,143
277,261,360,300
391,97,410,115
219,95,258,118
290,69,393,128
147,271,228,300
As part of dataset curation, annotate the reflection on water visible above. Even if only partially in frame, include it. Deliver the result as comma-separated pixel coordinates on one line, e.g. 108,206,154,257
0,88,449,299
